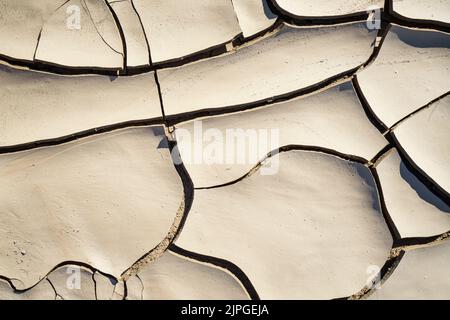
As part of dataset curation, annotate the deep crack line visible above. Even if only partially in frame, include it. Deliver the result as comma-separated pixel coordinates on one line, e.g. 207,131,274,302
192,144,369,190
129,0,166,122
394,231,450,249
32,0,72,61
169,244,260,300
120,138,194,280
82,0,123,57
104,0,128,73
130,0,151,66
267,0,379,26
389,91,450,131
0,4,447,76
0,21,385,156
0,260,117,295
0,117,164,155
164,20,390,126
352,75,390,135
385,0,450,33
348,249,405,300
388,131,450,207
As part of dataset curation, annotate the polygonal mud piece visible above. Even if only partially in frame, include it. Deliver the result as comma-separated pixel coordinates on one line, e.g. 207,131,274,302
47,266,96,300
176,151,392,299
392,95,450,197
94,272,117,300
357,25,450,128
0,127,183,289
175,81,388,188
272,0,384,17
392,0,450,25
125,275,144,300
375,149,450,238
0,0,67,61
136,251,249,300
0,278,55,300
159,22,377,117
0,65,161,147
108,0,150,68
231,0,277,38
369,241,450,300
132,0,242,64
35,0,123,70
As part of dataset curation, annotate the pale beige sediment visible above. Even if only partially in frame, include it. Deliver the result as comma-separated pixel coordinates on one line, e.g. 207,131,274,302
273,0,384,16
0,0,67,61
393,0,450,24
47,266,96,300
108,0,150,67
132,0,242,63
159,22,377,116
0,264,124,300
176,151,392,299
375,148,450,238
135,251,249,300
369,240,450,299
176,81,388,188
124,275,144,300
0,65,161,147
35,0,123,69
357,25,450,127
392,95,450,195
0,278,55,300
231,0,277,38
94,271,117,300
0,127,183,289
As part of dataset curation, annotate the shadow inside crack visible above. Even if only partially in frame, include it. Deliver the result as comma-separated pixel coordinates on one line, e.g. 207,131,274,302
261,0,277,20
393,26,450,49
400,161,450,213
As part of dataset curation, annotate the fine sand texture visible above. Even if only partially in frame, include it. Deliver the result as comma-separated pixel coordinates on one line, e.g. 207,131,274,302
0,0,449,301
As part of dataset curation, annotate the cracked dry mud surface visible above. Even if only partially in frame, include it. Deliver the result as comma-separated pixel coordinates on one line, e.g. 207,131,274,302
0,0,449,300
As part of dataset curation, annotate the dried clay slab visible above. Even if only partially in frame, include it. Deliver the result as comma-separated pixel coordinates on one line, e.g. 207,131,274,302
34,0,124,70
357,25,450,128
107,0,150,68
392,0,450,25
0,127,183,289
375,149,450,238
176,150,392,299
231,0,278,38
392,95,450,198
271,0,384,18
175,81,388,188
129,251,249,300
0,65,161,148
369,240,450,300
0,278,55,300
47,266,96,300
0,0,67,61
160,22,377,118
132,0,242,64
